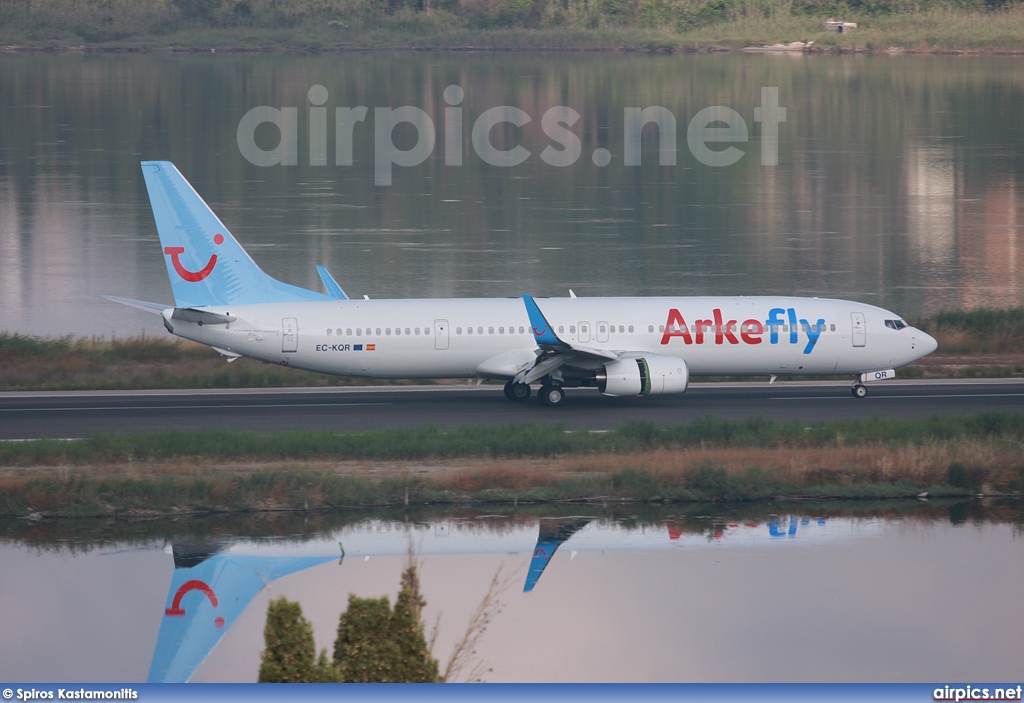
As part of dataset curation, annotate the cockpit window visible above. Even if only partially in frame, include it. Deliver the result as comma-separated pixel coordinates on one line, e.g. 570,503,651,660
885,319,908,330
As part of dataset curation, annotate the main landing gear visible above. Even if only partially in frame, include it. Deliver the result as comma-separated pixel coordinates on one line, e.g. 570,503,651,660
503,380,531,401
851,383,868,398
503,380,566,406
538,384,565,407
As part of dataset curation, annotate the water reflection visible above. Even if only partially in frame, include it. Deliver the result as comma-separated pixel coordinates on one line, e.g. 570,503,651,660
1,501,1021,683
2,54,1024,336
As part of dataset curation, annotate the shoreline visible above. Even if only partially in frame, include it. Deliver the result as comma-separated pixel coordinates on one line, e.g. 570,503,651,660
7,43,1024,56
6,8,1024,55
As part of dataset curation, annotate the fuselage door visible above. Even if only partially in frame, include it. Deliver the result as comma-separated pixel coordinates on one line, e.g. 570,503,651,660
578,321,591,343
282,317,298,353
851,312,866,347
596,321,609,343
434,319,449,350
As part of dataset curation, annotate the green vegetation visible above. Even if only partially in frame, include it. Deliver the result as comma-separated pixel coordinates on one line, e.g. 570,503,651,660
0,333,425,391
915,307,1024,354
260,561,473,683
3,0,1024,50
1,412,1021,517
0,308,1021,392
332,565,440,682
259,598,339,683
3,411,1023,465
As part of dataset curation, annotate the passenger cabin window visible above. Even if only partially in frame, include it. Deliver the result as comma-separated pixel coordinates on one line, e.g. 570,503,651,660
327,329,332,336
648,325,654,333
628,325,634,333
346,328,352,336
830,324,836,331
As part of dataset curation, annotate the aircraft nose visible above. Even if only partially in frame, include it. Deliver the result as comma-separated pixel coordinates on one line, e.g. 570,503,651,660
914,329,938,357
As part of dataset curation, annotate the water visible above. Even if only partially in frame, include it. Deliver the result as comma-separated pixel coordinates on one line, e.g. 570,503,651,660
1,502,1021,683
2,53,1023,337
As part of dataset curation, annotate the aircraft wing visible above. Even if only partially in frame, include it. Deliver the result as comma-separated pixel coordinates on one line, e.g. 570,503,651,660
523,518,593,592
514,295,619,385
316,265,348,300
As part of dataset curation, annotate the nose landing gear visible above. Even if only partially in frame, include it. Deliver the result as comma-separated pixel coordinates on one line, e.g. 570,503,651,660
851,383,868,398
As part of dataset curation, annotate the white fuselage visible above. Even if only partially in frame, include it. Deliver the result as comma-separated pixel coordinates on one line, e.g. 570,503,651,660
162,295,935,382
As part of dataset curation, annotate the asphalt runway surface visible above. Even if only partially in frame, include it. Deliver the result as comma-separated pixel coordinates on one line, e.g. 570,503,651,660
1,379,1023,440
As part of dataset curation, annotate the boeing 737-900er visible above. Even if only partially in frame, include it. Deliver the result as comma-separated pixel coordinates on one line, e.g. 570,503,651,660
104,161,938,405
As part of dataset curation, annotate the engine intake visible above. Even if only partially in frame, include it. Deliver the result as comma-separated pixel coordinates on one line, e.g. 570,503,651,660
597,355,689,396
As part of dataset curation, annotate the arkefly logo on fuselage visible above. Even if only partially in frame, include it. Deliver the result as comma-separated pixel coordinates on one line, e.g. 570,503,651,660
660,307,826,355
164,234,224,282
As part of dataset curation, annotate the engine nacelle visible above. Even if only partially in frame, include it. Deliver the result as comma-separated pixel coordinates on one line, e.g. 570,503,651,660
597,355,689,397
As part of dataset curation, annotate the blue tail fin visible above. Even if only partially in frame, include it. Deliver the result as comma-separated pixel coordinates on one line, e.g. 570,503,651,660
148,543,335,682
141,161,330,308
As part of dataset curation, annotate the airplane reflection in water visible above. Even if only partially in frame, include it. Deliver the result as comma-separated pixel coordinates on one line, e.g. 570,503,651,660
151,513,877,683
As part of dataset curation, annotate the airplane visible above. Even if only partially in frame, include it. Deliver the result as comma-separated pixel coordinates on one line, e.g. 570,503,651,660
148,512,864,682
105,161,938,405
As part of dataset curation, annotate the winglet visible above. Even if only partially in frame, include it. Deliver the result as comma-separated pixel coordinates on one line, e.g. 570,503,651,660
316,265,348,300
522,294,566,347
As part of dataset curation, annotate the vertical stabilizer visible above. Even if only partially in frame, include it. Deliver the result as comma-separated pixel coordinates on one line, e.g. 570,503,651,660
141,161,330,308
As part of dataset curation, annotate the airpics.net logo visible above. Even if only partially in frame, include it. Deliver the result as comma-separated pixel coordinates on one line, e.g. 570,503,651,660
236,85,786,186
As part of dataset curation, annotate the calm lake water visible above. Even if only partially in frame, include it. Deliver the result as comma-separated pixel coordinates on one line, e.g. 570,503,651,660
1,53,1023,337
0,502,1021,683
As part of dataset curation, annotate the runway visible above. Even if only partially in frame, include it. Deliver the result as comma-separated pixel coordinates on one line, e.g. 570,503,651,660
1,379,1022,440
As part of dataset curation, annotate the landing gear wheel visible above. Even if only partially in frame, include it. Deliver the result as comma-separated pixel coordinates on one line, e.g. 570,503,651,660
538,384,565,407
852,384,868,398
504,380,531,401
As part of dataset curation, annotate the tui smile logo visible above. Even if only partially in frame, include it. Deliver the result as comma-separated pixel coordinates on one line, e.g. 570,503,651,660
165,234,224,282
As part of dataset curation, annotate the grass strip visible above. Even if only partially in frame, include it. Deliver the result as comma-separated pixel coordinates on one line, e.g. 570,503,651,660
3,412,1024,465
1,412,1021,517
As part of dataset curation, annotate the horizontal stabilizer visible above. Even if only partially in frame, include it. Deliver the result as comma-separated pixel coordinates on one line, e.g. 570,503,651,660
316,265,348,300
100,295,170,315
171,308,237,325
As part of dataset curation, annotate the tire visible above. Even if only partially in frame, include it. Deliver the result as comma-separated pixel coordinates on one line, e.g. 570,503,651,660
504,381,532,401
852,384,868,398
539,385,565,407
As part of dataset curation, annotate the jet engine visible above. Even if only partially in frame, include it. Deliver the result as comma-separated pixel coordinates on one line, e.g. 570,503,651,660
596,355,689,397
